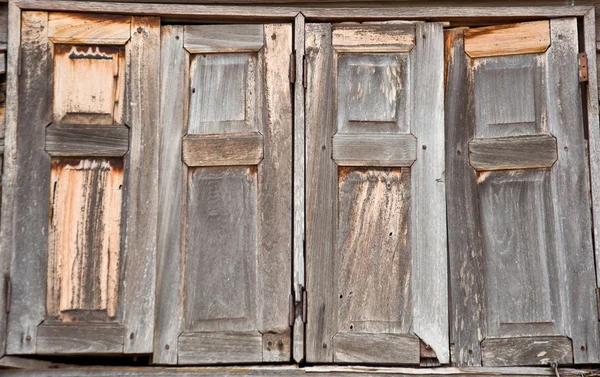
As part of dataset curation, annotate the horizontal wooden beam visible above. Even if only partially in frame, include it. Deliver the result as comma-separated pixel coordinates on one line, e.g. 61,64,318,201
469,134,557,171
178,331,263,364
184,24,264,53
36,323,124,355
333,332,420,364
482,336,573,366
45,124,129,157
333,133,417,167
48,12,131,45
332,24,415,52
465,20,550,58
182,133,264,167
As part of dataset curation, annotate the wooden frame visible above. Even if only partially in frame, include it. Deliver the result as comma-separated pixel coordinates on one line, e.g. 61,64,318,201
0,1,598,371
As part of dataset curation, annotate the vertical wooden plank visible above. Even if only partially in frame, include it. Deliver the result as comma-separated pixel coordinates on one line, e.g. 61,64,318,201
122,16,160,354
410,22,448,364
293,12,305,364
445,28,486,366
6,11,51,355
154,25,185,365
305,23,336,363
548,17,599,364
0,0,21,358
259,23,292,361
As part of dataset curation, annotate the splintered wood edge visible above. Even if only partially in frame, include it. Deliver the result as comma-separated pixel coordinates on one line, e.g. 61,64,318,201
465,20,550,58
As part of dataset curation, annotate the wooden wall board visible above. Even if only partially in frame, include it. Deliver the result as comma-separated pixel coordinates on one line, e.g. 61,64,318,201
464,20,550,58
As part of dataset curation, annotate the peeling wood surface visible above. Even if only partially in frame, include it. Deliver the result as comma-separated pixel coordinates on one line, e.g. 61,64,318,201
465,21,550,58
481,337,573,366
47,158,123,321
182,133,264,167
332,24,415,52
48,12,131,45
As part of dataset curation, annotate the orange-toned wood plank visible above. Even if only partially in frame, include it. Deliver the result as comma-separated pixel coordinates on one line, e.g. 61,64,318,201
465,21,550,58
47,158,123,321
48,12,131,45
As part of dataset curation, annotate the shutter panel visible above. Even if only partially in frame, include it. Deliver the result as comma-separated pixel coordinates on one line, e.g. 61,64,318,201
305,22,448,364
446,19,600,366
154,24,292,365
5,12,159,355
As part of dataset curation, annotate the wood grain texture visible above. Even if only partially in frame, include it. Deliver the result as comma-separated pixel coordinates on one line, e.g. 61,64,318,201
333,333,419,364
182,133,263,167
47,158,123,321
53,45,125,125
332,23,415,52
154,24,186,365
45,124,129,157
481,337,573,366
545,17,599,363
445,28,487,367
6,11,51,355
410,22,448,364
305,23,336,362
0,4,7,45
263,330,292,362
36,324,124,355
48,12,131,44
464,21,550,58
292,12,305,364
468,135,557,171
121,16,160,354
332,133,417,166
184,24,264,53
178,332,263,364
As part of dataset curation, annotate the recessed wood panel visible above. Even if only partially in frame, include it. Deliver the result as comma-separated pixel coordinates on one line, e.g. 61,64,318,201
332,133,416,166
53,45,125,125
478,170,557,336
473,54,544,137
184,167,258,333
182,133,263,167
47,158,123,321
338,53,409,133
465,20,550,58
469,134,557,171
336,169,412,336
188,53,256,134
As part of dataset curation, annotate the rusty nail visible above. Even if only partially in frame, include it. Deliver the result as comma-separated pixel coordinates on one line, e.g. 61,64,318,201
175,35,180,40
130,332,135,339
564,146,569,151
267,341,273,347
271,33,277,40
165,344,170,350
422,145,427,150
25,335,31,342
137,27,144,34
278,340,284,347
322,343,328,349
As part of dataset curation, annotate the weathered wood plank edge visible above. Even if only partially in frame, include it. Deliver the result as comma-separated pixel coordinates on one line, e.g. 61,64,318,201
11,1,593,21
0,366,597,375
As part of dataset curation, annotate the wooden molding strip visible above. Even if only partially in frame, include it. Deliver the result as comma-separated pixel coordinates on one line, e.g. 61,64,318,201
182,132,264,167
45,124,129,157
48,12,131,45
482,336,573,366
469,134,557,171
332,24,415,52
332,133,417,167
465,20,550,58
184,24,264,53
36,323,124,355
333,333,420,364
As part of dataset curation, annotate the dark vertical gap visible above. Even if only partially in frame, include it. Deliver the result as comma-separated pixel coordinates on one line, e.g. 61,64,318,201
290,16,297,366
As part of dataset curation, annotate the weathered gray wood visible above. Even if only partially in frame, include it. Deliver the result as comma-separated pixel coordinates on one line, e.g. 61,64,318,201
0,0,21,359
445,28,486,367
333,333,420,364
263,330,292,362
305,23,336,363
410,22,448,364
121,16,160,354
292,12,305,364
6,11,51,355
182,133,263,167
481,337,573,366
545,17,599,363
36,324,124,354
178,332,263,364
0,356,71,369
154,24,186,366
0,4,7,45
184,24,263,53
45,124,129,157
332,133,417,166
468,135,557,171
0,52,5,74
332,23,415,52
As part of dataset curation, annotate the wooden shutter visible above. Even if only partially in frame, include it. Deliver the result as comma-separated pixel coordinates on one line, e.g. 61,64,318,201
154,24,292,365
446,19,600,366
5,12,159,355
305,22,448,364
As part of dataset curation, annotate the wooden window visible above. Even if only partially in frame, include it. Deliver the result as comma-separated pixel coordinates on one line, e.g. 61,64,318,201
154,24,292,364
5,11,159,355
446,20,600,366
305,22,448,364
